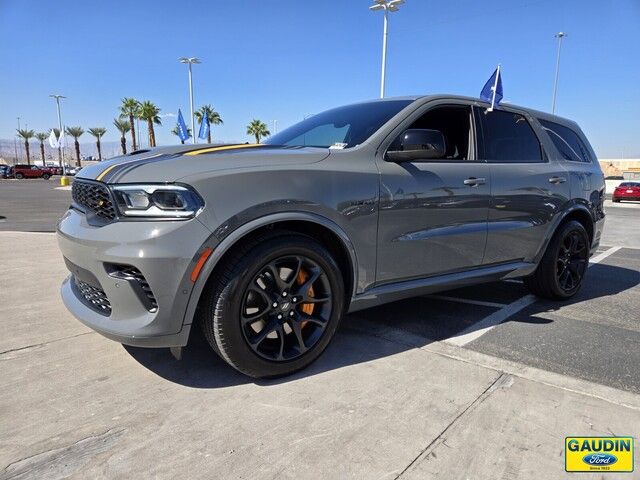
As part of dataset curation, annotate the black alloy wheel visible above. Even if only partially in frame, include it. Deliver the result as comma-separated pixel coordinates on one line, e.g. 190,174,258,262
241,255,333,362
555,229,588,294
524,220,590,300
199,233,345,378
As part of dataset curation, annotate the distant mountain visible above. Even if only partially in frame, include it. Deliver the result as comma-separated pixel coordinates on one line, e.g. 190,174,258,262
0,139,122,164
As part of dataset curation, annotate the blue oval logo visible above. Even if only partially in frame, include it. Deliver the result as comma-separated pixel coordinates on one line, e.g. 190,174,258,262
582,453,617,466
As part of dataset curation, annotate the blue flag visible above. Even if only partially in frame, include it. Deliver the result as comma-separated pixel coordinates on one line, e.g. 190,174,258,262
198,111,210,141
480,66,503,110
176,109,189,142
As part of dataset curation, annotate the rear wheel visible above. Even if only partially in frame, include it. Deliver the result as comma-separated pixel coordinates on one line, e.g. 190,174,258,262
524,221,589,299
199,233,345,378
612,197,620,203
15,173,24,179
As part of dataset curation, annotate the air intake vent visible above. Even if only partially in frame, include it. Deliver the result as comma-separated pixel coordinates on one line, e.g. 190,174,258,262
106,264,158,312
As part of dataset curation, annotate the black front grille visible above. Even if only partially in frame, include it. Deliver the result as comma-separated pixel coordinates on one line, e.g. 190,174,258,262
73,277,112,315
107,264,158,312
72,180,117,221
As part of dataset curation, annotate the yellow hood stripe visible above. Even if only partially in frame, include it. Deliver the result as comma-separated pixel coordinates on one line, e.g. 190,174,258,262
96,164,118,181
184,144,262,156
95,153,164,181
95,145,261,181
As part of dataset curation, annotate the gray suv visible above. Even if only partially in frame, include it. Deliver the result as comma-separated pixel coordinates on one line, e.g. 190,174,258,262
57,95,605,378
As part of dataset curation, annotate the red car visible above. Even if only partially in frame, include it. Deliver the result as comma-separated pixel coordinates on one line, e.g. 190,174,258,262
612,182,640,202
12,164,52,180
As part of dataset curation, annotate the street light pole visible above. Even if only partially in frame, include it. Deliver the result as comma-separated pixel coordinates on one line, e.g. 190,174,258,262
50,94,66,167
370,0,404,98
179,57,201,145
551,32,567,114
17,117,23,161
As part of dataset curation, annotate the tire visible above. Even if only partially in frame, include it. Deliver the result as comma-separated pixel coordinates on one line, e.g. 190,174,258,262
15,173,24,179
42,173,51,180
612,198,620,203
199,232,345,378
524,220,590,300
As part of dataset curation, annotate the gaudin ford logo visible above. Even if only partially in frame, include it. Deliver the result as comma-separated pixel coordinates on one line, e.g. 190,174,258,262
582,453,617,466
566,437,634,472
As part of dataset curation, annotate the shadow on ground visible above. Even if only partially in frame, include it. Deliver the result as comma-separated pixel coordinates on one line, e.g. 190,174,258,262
125,263,639,389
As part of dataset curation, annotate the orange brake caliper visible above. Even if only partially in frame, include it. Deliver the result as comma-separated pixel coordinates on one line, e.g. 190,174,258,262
296,269,315,328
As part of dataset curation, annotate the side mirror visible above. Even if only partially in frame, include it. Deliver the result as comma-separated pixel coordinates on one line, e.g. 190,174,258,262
386,129,446,162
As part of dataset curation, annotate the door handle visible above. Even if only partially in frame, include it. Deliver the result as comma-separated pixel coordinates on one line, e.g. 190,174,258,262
548,176,567,184
464,177,486,186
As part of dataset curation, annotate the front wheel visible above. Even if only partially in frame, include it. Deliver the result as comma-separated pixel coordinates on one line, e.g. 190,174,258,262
524,221,590,299
199,233,345,378
42,173,51,180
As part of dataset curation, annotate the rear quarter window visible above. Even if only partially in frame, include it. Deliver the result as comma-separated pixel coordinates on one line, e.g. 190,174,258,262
539,119,592,163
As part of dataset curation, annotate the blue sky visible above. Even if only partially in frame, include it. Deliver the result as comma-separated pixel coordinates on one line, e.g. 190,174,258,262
1,0,638,157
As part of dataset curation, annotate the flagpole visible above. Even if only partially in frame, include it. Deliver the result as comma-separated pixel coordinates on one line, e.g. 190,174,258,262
488,64,500,112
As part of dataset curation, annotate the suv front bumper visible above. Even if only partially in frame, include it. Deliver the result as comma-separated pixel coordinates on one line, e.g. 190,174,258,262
57,208,212,347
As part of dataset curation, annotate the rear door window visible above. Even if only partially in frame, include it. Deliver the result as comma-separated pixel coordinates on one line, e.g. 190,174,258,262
539,119,592,163
479,110,542,163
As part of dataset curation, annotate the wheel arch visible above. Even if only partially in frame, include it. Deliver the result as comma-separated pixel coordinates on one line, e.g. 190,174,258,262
533,203,595,264
183,212,358,329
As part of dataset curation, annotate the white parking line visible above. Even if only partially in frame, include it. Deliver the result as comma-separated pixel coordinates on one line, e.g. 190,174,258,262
445,245,623,347
426,294,507,309
589,246,622,264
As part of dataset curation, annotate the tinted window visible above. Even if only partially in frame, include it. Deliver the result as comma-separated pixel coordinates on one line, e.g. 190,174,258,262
539,119,591,163
265,100,414,148
480,110,542,162
391,105,473,160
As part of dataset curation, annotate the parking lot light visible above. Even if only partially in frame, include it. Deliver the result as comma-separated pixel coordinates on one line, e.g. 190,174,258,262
369,0,405,98
551,32,567,114
49,94,66,172
179,57,201,145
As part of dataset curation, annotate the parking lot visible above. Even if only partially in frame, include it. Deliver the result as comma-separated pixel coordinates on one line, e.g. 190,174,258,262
1,179,639,478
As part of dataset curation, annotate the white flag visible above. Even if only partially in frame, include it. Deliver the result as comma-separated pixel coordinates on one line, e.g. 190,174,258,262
48,129,59,148
58,129,66,148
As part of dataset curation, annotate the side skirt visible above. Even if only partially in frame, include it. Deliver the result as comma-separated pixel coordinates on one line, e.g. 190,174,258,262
347,261,536,313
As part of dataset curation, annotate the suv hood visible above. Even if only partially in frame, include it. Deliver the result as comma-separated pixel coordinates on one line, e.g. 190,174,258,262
78,144,330,184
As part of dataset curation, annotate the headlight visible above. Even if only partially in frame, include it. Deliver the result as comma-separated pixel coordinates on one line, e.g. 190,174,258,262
112,184,203,219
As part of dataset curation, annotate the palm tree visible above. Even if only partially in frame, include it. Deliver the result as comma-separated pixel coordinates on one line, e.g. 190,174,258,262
16,129,35,165
171,125,192,145
35,132,49,165
194,105,223,144
88,127,107,161
119,98,140,151
113,119,130,155
246,119,270,144
65,127,84,166
138,101,162,147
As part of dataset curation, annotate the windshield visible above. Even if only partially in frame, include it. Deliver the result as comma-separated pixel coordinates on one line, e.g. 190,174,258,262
265,99,414,149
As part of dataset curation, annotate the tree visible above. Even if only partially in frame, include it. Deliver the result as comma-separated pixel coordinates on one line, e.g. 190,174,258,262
194,105,223,144
16,129,35,165
88,127,107,161
65,127,85,166
113,119,130,155
119,98,140,151
138,100,161,147
34,132,48,165
246,119,270,144
171,125,192,145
